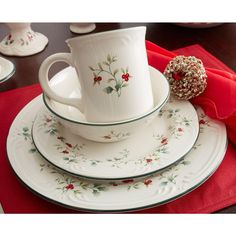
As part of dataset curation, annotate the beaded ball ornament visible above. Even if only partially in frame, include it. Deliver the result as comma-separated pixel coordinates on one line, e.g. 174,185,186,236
164,55,207,100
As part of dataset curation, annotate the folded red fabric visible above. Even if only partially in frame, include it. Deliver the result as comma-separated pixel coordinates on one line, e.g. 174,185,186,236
1,43,236,213
146,41,236,145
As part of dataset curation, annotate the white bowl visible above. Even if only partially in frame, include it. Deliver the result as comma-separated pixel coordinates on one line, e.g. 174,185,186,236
43,66,170,142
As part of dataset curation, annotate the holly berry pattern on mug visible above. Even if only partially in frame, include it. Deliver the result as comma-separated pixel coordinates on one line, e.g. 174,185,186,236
89,54,132,97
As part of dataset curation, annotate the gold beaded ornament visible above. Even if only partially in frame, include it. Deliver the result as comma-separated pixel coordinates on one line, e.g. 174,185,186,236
164,55,207,100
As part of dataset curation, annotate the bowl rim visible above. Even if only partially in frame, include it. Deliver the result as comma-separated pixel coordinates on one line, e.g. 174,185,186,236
43,66,170,127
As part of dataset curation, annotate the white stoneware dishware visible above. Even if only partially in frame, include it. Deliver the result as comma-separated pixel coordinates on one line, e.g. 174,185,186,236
39,26,154,122
70,23,96,34
7,94,227,212
43,66,169,142
32,96,199,180
0,57,15,83
0,23,48,56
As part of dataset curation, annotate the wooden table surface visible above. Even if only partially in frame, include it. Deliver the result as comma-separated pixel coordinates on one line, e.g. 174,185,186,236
0,22,236,213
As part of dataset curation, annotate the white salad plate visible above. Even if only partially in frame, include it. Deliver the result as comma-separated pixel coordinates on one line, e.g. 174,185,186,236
32,97,199,180
0,56,15,83
7,95,227,212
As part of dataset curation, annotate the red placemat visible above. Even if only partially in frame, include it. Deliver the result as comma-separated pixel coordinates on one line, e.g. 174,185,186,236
1,44,236,213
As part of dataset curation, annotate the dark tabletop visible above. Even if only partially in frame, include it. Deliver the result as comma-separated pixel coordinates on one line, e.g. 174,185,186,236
0,22,236,213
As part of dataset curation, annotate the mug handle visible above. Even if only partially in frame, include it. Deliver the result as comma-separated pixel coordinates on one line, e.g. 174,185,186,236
39,53,84,112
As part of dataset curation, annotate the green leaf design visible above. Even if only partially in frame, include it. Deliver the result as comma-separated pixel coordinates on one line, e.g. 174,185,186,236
181,160,190,165
98,63,103,70
74,190,81,194
23,127,29,132
107,54,111,63
121,68,125,73
103,61,109,66
122,83,128,87
103,86,114,94
160,181,168,186
112,56,117,62
113,69,119,76
80,182,90,190
115,84,121,91
108,78,115,83
93,184,107,193
29,148,37,153
89,66,95,71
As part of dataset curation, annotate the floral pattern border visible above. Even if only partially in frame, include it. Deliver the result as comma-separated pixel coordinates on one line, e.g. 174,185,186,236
16,106,211,198
18,125,201,196
36,101,193,170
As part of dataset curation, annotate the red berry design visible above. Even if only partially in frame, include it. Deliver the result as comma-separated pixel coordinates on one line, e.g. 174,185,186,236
66,143,72,148
161,138,168,145
144,179,152,186
65,184,74,190
62,150,69,154
146,158,153,163
178,128,183,132
94,76,102,82
199,119,206,125
122,179,134,184
122,73,130,81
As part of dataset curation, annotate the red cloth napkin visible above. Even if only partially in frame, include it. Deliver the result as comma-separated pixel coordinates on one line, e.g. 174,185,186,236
146,41,236,145
1,43,236,213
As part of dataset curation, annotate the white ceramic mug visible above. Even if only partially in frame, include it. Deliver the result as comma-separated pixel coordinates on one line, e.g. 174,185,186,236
39,26,154,122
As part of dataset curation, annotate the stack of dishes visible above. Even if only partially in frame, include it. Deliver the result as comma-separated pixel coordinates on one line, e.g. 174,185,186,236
7,66,227,212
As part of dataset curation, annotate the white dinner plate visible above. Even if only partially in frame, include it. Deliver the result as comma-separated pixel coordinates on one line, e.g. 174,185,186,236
7,95,227,212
